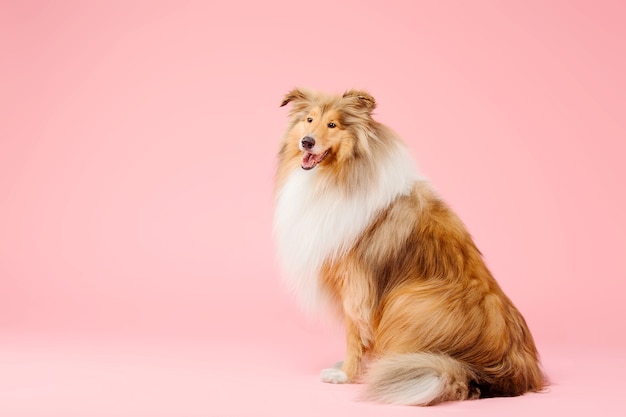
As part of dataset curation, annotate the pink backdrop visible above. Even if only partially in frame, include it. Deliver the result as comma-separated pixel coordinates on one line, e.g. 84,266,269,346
1,1,625,416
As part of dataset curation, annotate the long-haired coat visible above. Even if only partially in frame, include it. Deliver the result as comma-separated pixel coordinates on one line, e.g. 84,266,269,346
273,88,546,405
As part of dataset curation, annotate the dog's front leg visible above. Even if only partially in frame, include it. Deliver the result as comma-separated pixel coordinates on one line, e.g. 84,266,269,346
341,316,367,381
320,316,366,384
319,258,373,384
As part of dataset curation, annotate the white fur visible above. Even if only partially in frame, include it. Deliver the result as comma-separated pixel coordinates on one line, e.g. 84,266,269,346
375,375,443,405
320,368,348,384
365,353,466,405
274,142,421,312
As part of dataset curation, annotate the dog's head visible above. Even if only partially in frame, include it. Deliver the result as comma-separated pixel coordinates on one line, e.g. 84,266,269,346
280,88,377,171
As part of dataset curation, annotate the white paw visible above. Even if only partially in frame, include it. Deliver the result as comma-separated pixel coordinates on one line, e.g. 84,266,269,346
320,368,348,384
332,361,344,369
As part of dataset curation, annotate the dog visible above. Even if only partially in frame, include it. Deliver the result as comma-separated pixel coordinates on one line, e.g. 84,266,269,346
273,88,546,405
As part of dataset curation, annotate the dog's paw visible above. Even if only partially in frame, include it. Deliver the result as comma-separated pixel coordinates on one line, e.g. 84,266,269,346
332,361,343,370
320,368,348,384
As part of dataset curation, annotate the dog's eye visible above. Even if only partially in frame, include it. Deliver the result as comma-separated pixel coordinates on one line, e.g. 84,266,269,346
307,117,313,123
328,122,336,128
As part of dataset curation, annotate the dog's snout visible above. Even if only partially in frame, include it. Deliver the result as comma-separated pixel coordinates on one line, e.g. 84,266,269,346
301,136,315,150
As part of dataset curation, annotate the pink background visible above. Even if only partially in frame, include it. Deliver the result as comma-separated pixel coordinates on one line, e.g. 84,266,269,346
1,1,625,415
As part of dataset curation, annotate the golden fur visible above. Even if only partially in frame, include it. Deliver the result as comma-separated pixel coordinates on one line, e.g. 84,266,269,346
274,88,546,405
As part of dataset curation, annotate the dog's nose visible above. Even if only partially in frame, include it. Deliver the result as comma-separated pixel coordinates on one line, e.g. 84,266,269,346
301,136,315,150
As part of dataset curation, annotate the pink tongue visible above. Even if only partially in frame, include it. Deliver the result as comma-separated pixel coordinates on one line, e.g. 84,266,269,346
301,153,318,169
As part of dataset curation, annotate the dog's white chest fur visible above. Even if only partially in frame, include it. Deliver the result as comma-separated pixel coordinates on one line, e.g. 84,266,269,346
274,143,420,312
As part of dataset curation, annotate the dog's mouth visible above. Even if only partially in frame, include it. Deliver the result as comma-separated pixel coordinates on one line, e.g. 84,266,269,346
301,149,330,170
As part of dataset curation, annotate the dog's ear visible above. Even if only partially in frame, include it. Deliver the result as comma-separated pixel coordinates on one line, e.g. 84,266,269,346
342,89,376,113
280,88,311,107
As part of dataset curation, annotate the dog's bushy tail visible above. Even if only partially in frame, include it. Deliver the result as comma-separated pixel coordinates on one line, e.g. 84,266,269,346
364,353,479,406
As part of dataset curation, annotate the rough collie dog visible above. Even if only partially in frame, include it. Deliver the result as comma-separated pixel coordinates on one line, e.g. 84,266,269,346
273,88,546,406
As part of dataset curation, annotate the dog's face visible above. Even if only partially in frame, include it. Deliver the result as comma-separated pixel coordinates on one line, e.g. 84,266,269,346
280,89,377,171
288,106,347,170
